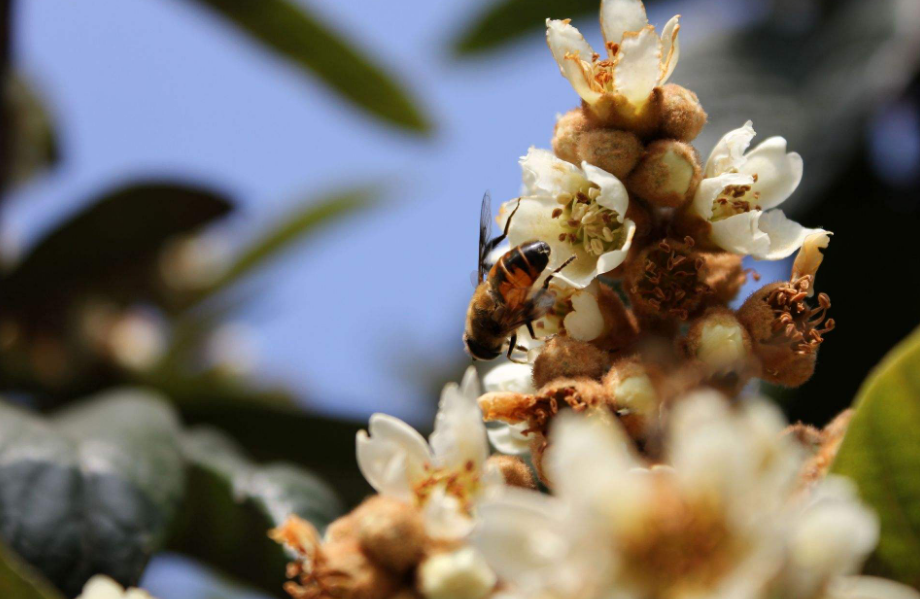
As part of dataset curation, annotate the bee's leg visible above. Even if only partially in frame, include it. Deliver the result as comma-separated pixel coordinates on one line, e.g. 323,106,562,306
542,255,577,290
484,198,522,255
526,321,537,339
505,333,518,361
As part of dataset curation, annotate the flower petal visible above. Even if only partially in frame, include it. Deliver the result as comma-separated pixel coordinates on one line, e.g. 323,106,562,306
595,218,636,273
472,489,572,584
356,413,432,499
828,577,920,599
563,289,605,341
546,19,603,105
600,0,649,45
755,210,827,261
691,172,756,220
483,363,536,394
520,147,584,197
659,15,680,83
581,162,629,217
487,422,533,456
792,230,832,286
705,121,756,177
423,486,476,540
709,210,771,257
430,369,490,471
613,26,662,105
546,413,638,509
738,136,803,209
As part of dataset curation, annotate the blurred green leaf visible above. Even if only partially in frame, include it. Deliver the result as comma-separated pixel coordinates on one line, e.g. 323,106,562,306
0,540,65,599
832,326,920,589
201,187,376,301
0,182,232,314
453,0,598,55
4,74,58,187
190,0,431,133
0,390,185,597
157,378,372,506
169,427,343,597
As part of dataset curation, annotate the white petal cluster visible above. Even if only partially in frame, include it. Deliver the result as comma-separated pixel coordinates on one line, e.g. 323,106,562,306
546,0,679,109
77,576,155,599
356,366,502,540
501,148,636,289
472,392,899,599
691,121,828,260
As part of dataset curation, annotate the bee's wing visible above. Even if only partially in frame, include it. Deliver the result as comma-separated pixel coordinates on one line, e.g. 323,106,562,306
477,191,493,283
470,270,480,289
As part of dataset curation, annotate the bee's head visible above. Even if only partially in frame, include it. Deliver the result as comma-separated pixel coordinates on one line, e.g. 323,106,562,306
463,333,501,361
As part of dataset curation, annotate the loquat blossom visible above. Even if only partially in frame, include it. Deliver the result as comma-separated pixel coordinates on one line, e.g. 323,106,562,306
500,148,636,289
472,392,905,599
356,366,503,540
76,576,155,599
481,363,536,456
689,121,827,260
546,0,680,125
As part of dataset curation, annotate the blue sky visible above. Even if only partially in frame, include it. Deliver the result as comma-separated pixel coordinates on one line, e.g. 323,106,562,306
7,0,790,596
7,0,780,427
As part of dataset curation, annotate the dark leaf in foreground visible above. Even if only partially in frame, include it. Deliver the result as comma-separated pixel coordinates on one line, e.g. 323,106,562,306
196,186,376,303
169,427,343,597
453,0,598,55
4,74,58,188
0,391,185,597
0,181,232,314
190,0,431,133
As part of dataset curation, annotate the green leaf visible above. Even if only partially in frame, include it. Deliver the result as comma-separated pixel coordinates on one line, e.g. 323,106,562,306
151,375,373,507
0,390,185,597
0,182,232,315
190,0,431,133
453,0,599,55
201,187,376,301
0,540,65,599
831,326,920,589
168,427,343,597
4,74,58,187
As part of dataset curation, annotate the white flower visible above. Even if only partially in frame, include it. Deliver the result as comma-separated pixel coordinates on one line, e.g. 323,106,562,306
546,0,680,110
482,363,536,455
690,121,828,260
473,391,883,599
77,576,155,599
501,148,636,288
356,366,501,540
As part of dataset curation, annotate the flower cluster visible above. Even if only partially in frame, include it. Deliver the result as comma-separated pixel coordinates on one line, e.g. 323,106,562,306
272,368,533,599
271,1,918,599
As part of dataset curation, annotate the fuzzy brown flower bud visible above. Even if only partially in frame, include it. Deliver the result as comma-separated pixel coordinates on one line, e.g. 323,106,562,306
353,496,427,574
313,539,399,599
552,108,589,164
583,89,663,139
625,237,709,323
737,276,834,387
626,140,701,209
576,128,644,180
590,284,641,353
485,454,536,489
533,335,611,388
658,84,707,141
697,251,747,305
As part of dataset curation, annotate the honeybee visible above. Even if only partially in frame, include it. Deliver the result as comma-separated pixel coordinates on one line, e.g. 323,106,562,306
463,193,574,361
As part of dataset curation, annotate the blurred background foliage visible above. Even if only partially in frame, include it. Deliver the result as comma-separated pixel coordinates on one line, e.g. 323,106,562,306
0,0,919,597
